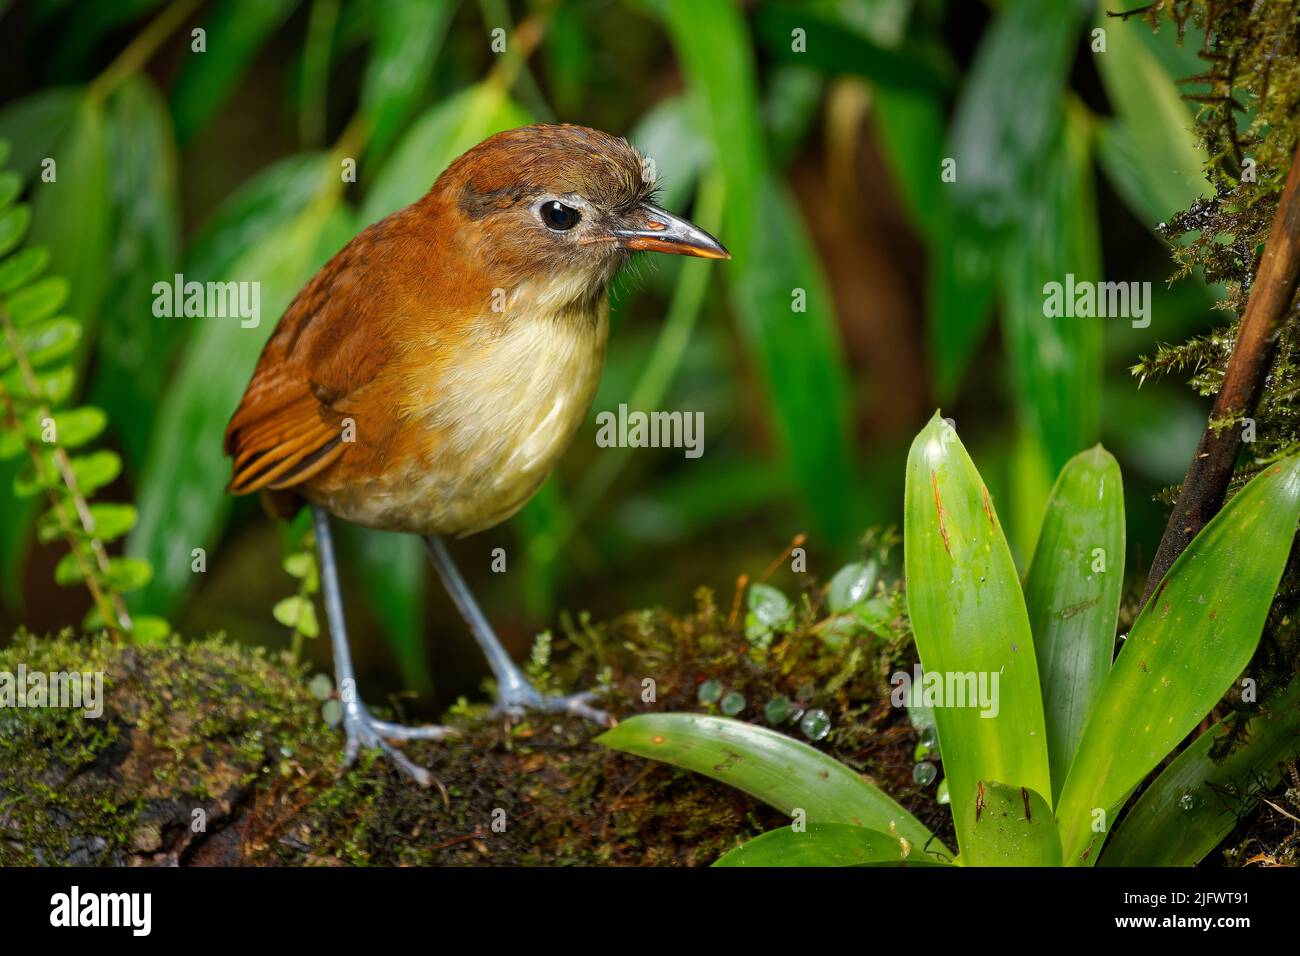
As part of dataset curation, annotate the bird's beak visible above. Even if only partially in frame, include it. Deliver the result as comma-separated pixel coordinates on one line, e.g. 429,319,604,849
612,202,731,260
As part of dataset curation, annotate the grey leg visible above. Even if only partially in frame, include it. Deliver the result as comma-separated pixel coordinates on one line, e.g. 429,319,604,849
424,535,610,724
313,505,454,786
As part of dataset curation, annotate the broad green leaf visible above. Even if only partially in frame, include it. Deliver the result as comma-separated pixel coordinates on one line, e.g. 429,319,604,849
360,0,455,162
598,713,946,855
827,561,878,614
1025,445,1124,800
661,0,859,546
930,0,1086,396
904,413,1052,854
129,614,171,644
0,88,79,181
1000,105,1102,489
0,246,50,293
170,0,302,143
959,780,1060,866
626,96,708,215
361,85,531,225
1093,6,1211,228
1057,455,1300,865
714,823,920,868
1101,675,1300,867
751,2,953,93
91,75,183,474
872,87,946,246
30,94,110,340
128,169,350,617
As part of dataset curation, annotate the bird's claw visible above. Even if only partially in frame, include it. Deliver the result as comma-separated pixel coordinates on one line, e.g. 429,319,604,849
339,704,455,788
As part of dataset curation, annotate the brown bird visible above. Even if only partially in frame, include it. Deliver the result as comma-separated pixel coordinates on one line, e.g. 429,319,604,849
224,124,729,784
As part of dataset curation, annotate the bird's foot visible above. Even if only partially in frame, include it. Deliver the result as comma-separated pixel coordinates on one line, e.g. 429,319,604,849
492,681,613,726
340,703,456,788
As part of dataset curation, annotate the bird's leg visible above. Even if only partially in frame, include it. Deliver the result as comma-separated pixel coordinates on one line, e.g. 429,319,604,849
423,535,611,724
313,505,455,786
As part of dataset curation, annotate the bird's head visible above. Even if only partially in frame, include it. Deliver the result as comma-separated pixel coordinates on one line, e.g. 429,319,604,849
429,124,729,292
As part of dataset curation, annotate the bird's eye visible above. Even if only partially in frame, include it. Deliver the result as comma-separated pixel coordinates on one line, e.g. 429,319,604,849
540,200,581,231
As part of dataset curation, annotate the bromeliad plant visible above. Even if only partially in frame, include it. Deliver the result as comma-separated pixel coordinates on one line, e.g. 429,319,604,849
600,414,1300,866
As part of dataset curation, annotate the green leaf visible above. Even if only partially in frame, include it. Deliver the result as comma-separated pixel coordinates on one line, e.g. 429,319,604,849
0,171,21,208
31,95,109,339
3,275,69,326
67,449,122,496
273,595,319,638
128,614,171,644
752,2,954,93
0,88,80,181
597,713,947,856
0,246,50,293
1,363,74,404
0,203,31,257
128,166,350,617
361,84,531,225
1101,675,1300,867
827,561,878,613
90,75,183,474
714,823,919,868
104,556,152,592
39,501,137,544
661,0,858,545
1000,105,1102,487
32,406,107,448
53,548,87,585
1093,6,1211,228
1024,446,1124,800
959,780,1061,866
359,0,455,162
1056,455,1300,865
930,0,1087,396
903,413,1052,855
10,317,80,368
170,0,302,143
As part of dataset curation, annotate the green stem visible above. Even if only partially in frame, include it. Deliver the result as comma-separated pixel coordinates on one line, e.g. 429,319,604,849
88,0,203,103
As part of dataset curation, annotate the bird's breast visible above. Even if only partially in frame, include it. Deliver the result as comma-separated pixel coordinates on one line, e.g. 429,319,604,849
333,287,610,536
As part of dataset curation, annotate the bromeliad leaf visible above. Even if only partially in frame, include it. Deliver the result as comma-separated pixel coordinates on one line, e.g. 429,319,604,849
904,413,1052,857
714,823,930,868
1024,445,1124,800
1056,454,1300,865
598,713,947,856
959,780,1060,866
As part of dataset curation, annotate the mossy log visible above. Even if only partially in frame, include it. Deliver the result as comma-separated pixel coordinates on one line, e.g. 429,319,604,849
0,591,943,866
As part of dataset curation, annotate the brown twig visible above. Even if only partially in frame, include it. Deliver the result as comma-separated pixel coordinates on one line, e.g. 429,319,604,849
1142,138,1300,605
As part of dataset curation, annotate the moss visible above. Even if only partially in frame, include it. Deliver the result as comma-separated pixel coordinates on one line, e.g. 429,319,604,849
0,567,951,866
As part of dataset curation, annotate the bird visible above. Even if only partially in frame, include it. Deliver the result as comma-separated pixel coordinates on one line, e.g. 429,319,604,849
224,124,729,785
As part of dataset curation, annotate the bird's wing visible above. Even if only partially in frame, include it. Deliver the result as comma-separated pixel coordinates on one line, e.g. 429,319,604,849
224,220,399,495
